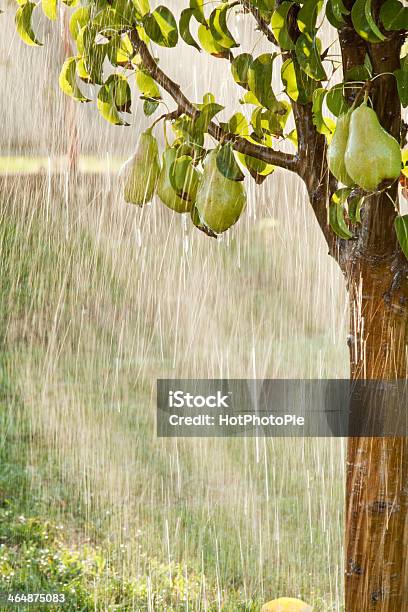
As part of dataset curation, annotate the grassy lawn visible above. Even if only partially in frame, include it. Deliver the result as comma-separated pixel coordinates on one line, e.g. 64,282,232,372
0,172,346,610
0,156,125,175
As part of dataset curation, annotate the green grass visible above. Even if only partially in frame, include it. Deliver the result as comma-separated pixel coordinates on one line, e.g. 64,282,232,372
0,360,263,611
0,174,347,610
0,156,125,175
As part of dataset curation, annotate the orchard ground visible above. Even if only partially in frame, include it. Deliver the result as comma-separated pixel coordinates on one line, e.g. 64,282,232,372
0,166,346,610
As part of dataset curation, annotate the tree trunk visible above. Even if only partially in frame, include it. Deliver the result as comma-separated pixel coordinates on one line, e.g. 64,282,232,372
294,17,405,608
345,256,408,610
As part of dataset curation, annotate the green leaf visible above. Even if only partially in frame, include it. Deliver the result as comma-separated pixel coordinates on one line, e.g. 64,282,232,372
329,189,353,239
15,2,42,46
395,215,408,260
295,35,327,81
169,155,196,198
332,0,350,18
197,24,229,57
80,27,107,85
402,148,408,178
326,86,349,116
271,2,295,50
107,34,134,67
81,51,106,84
325,0,349,28
70,8,90,40
92,6,130,30
231,53,253,86
224,112,249,136
297,0,323,39
326,0,345,28
240,91,260,106
247,53,279,110
202,92,215,105
216,144,245,181
351,0,387,43
136,24,150,44
180,8,201,51
251,103,291,138
395,55,408,107
281,57,317,104
143,99,159,116
249,0,275,11
287,129,298,148
133,0,149,17
345,64,371,82
42,0,57,20
312,89,335,136
114,0,139,25
209,3,238,49
193,102,224,134
190,0,206,25
348,195,363,224
176,141,205,163
364,0,387,40
281,59,299,101
174,116,205,147
380,0,408,31
237,142,275,177
59,57,90,102
143,6,178,48
97,74,131,125
76,57,90,81
113,76,132,112
136,70,161,99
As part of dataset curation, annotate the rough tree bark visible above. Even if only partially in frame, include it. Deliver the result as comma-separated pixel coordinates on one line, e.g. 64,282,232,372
346,262,408,610
294,5,407,606
281,99,408,608
341,18,407,610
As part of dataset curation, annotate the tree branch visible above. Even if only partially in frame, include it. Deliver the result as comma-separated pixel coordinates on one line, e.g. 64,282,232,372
239,1,279,46
237,0,341,258
128,29,299,173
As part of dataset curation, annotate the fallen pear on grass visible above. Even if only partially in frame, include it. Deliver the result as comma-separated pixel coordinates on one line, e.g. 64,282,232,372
123,129,160,206
344,103,401,191
327,111,354,186
195,149,246,234
157,147,200,213
261,597,313,612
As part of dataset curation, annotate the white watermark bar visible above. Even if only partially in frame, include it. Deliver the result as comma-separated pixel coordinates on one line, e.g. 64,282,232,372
157,380,408,437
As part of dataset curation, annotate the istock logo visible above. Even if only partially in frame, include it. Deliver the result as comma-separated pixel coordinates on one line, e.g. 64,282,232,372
168,390,231,409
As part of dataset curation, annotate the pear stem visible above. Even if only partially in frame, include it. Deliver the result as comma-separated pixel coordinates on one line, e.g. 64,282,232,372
350,81,371,111
163,122,169,148
384,190,399,214
150,109,182,131
370,71,395,82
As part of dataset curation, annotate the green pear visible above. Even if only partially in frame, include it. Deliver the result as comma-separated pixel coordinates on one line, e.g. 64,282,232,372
344,104,401,191
157,148,199,213
327,111,354,186
123,129,160,205
195,149,247,233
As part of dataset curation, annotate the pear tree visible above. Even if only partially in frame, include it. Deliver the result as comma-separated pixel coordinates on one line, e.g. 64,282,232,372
12,0,408,609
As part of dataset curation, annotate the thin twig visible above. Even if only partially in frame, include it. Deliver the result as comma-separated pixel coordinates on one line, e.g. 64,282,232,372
239,0,279,47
